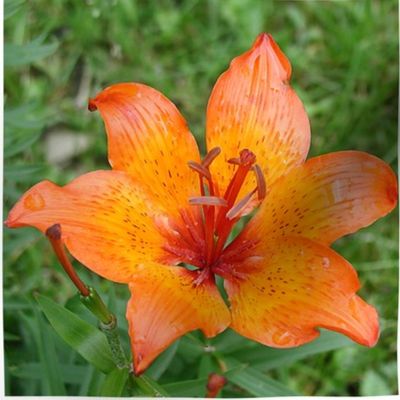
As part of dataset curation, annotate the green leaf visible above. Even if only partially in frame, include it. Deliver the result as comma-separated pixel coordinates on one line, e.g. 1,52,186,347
20,311,66,395
134,375,170,397
231,330,352,370
212,328,254,353
100,367,129,397
197,354,214,378
35,294,115,373
163,377,208,397
10,362,88,384
225,357,298,397
147,340,179,380
4,0,25,19
360,370,391,396
5,130,42,158
4,103,45,131
4,164,46,181
5,38,58,67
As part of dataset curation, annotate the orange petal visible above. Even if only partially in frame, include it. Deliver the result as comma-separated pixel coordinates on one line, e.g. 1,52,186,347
243,151,398,245
5,171,173,283
224,236,379,348
126,263,230,374
89,82,201,217
206,33,310,198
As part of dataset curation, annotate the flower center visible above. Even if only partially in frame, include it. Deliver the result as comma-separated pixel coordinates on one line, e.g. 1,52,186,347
186,147,266,282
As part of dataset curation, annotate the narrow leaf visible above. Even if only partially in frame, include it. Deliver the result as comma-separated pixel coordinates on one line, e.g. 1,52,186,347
36,294,115,373
135,375,169,397
4,164,46,181
225,357,298,397
4,0,25,19
100,367,129,397
147,340,180,380
163,378,208,397
231,330,352,370
5,39,58,67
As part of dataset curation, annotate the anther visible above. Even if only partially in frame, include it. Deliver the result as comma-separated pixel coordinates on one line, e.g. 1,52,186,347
252,164,267,200
226,188,257,220
189,196,228,207
202,147,221,168
188,161,211,180
227,157,241,165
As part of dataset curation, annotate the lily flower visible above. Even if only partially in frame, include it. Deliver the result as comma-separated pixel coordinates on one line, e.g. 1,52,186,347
6,33,397,375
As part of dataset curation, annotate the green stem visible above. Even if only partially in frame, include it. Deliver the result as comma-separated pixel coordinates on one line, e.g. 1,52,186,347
99,315,128,369
80,286,128,369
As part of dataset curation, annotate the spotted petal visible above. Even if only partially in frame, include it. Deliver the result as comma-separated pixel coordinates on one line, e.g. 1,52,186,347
243,151,397,245
5,170,177,283
89,83,200,217
206,33,310,197
126,263,230,374
224,236,379,348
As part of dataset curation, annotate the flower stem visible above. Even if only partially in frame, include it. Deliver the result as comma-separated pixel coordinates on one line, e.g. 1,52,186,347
98,314,128,369
80,287,128,369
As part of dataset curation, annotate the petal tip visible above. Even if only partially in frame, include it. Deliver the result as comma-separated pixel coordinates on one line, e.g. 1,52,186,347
4,217,13,228
251,32,292,79
89,82,140,109
252,32,270,48
132,355,148,376
386,180,398,207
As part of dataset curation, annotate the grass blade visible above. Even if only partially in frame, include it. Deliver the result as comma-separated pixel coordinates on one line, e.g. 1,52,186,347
36,293,115,373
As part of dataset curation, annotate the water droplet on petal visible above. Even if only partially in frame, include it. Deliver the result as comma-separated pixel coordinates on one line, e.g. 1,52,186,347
272,331,292,346
24,192,45,211
322,257,330,269
135,335,146,344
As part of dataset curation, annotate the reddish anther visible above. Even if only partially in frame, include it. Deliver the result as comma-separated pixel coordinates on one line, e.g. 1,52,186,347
189,196,228,207
227,157,241,165
226,188,257,220
253,164,267,200
202,147,221,168
188,161,212,180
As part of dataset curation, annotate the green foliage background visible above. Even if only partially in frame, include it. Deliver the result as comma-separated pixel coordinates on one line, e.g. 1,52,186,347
4,0,398,396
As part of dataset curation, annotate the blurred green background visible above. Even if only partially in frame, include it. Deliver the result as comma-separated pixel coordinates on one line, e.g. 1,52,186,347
4,0,398,396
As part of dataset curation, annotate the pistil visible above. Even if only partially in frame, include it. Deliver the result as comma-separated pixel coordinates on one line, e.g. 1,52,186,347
188,148,266,275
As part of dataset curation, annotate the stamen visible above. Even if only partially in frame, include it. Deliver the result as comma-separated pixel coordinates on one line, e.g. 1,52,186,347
252,164,267,200
226,188,257,220
202,147,221,168
227,157,241,165
46,224,90,296
188,161,211,180
189,196,228,207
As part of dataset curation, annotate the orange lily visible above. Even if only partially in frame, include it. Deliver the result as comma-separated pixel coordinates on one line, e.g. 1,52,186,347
6,33,397,375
